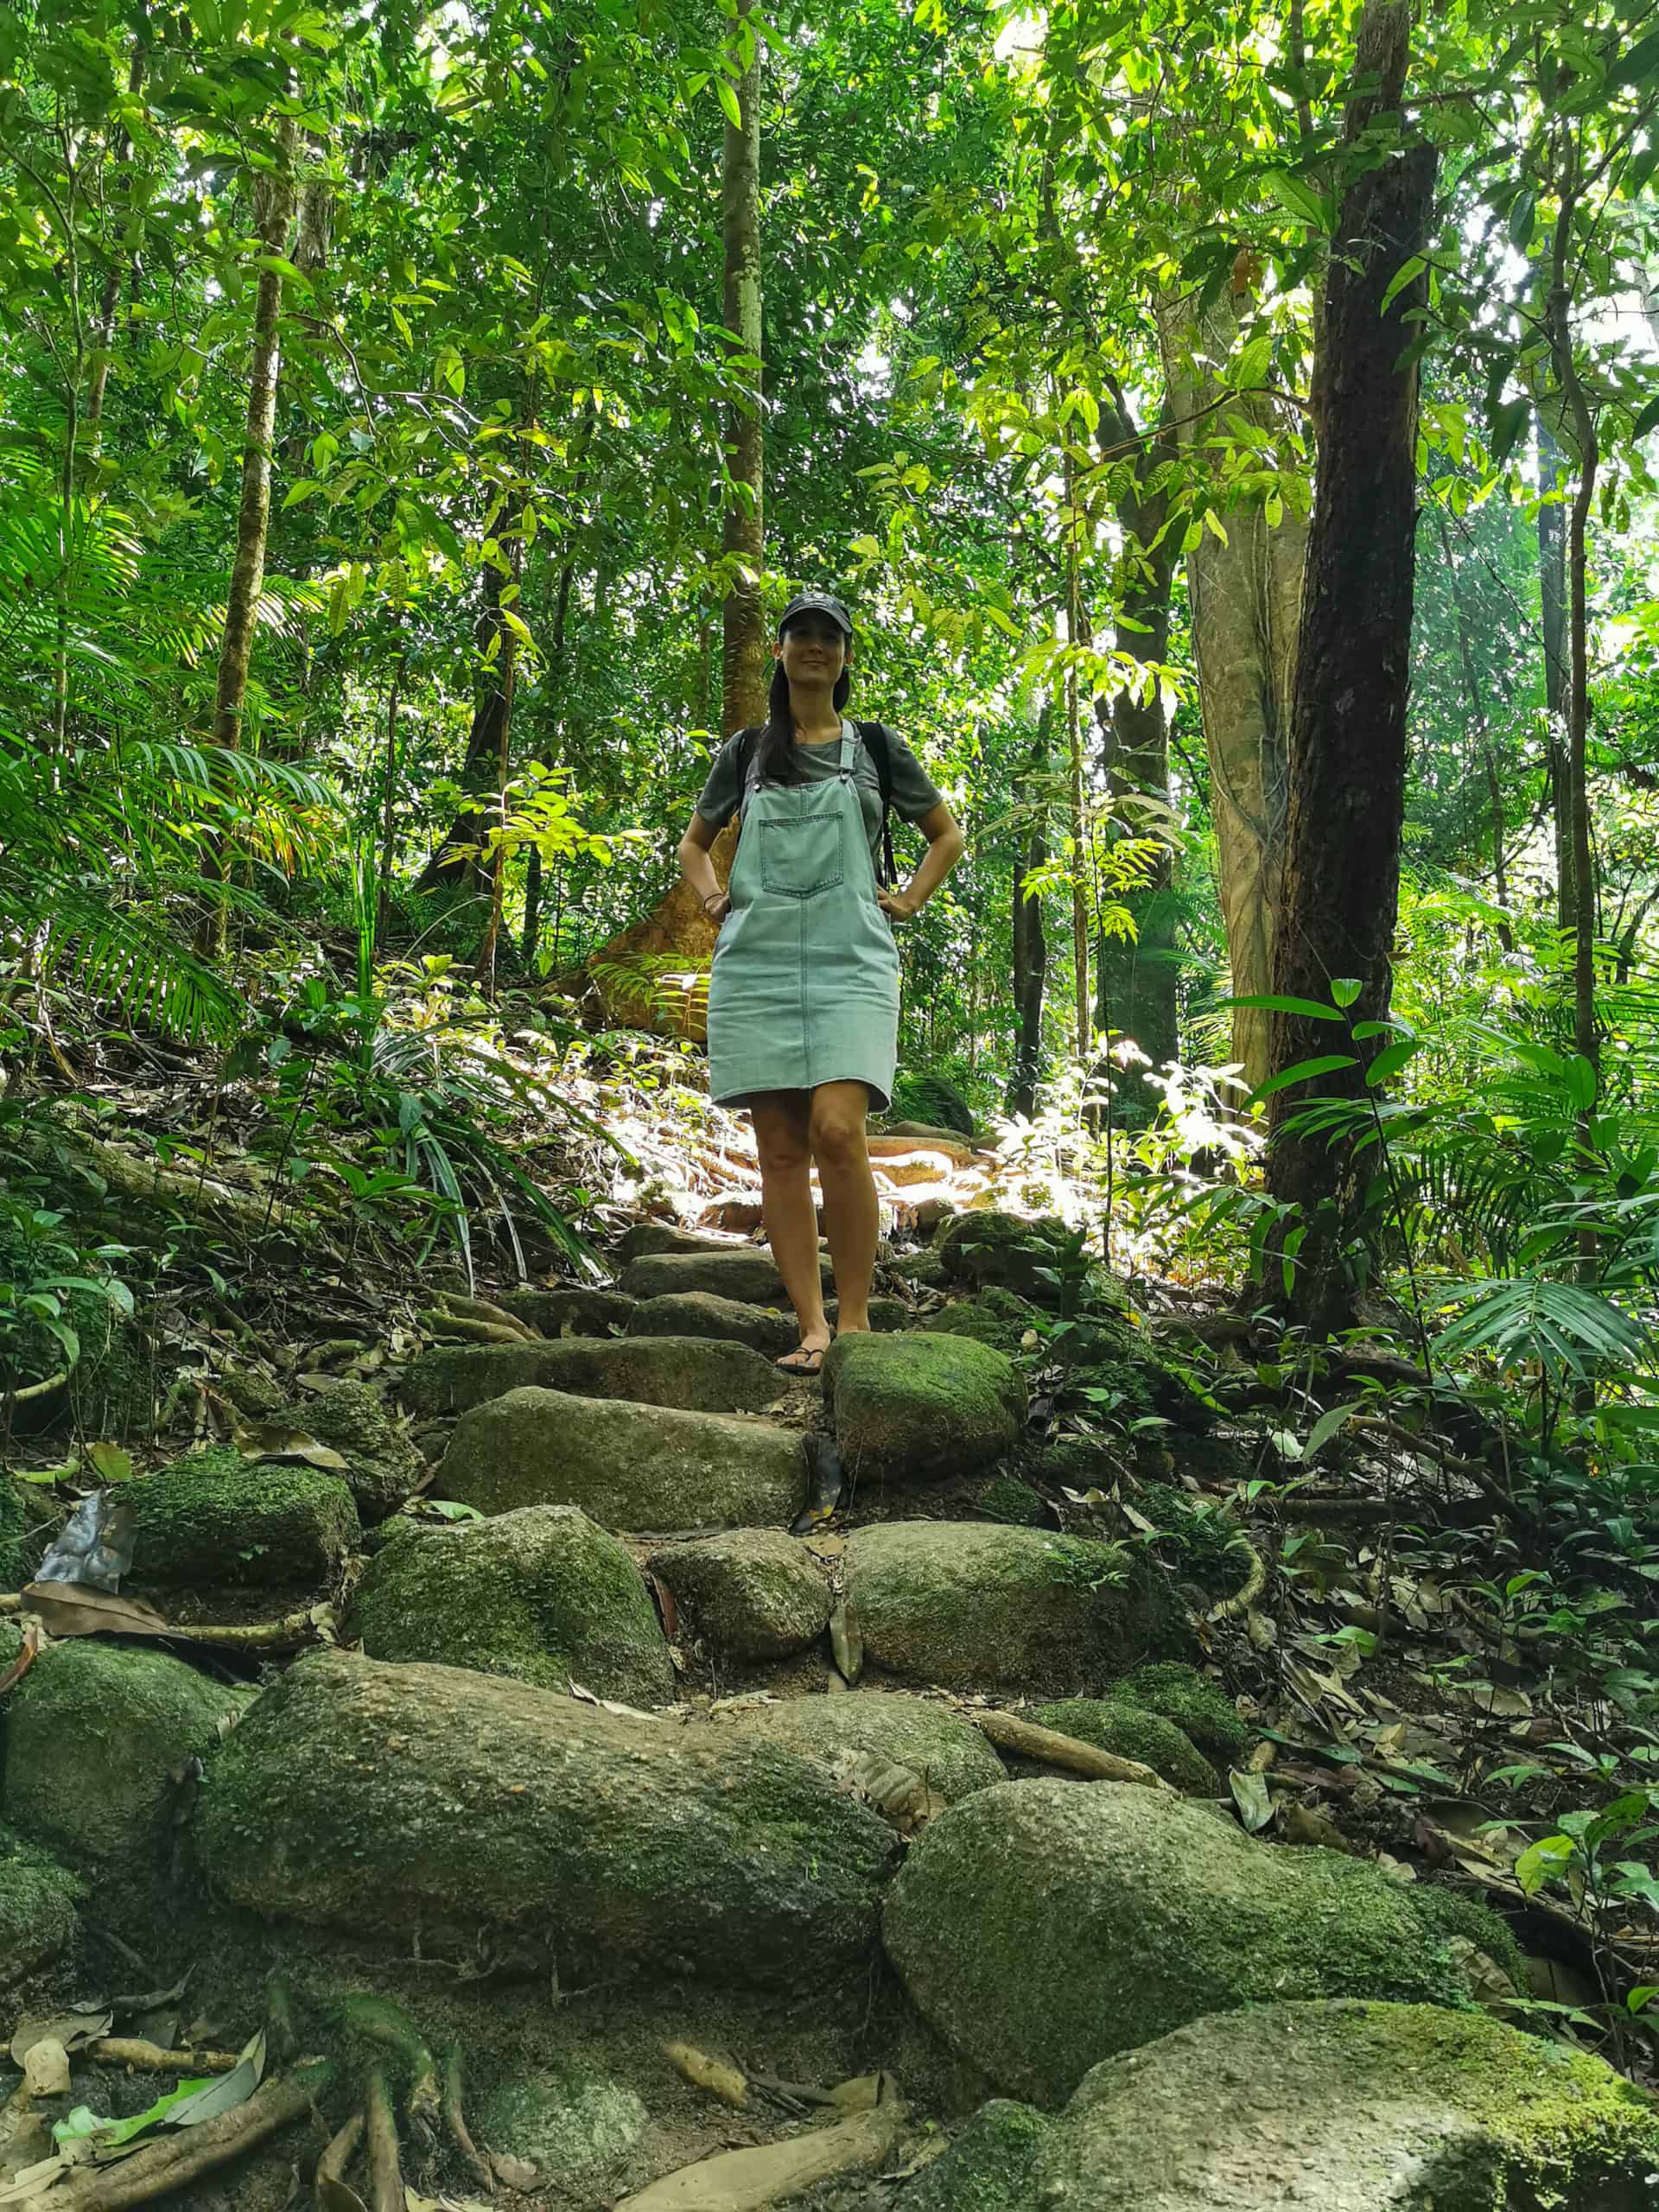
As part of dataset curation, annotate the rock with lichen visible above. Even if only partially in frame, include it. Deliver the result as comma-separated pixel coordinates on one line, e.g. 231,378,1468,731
1017,2001,1659,2210
125,1447,359,1587
196,1649,898,1990
618,1249,833,1306
349,1504,673,1701
883,1781,1478,2107
474,2066,650,2193
1107,1662,1252,1767
274,1379,423,1522
647,1530,831,1661
846,1522,1178,1695
7,1639,235,1863
435,1389,805,1530
728,1692,1007,1805
823,1334,1025,1484
1023,1700,1219,1796
0,1824,83,1987
402,1333,783,1418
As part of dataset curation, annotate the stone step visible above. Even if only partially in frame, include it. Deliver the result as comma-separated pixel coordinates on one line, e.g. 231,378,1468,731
196,1649,898,1992
436,1386,805,1530
619,1248,833,1306
401,1333,781,1417
823,1332,1025,1484
626,1290,908,1357
616,1222,752,1264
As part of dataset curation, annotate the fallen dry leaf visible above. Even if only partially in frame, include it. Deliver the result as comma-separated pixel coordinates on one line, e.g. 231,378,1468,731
20,1585,169,1639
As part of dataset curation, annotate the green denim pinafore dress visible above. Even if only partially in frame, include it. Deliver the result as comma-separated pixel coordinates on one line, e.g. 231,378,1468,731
708,722,901,1110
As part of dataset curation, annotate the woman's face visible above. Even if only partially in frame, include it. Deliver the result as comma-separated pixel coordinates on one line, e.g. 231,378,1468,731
775,614,851,683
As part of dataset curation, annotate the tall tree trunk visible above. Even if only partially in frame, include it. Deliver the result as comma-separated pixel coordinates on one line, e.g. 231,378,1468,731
1095,391,1179,1079
198,114,298,955
721,0,766,734
1064,448,1090,1063
1159,291,1307,1091
1265,0,1437,1334
522,554,579,968
1536,417,1573,932
415,560,510,893
86,45,147,441
1546,155,1599,1094
572,16,764,1036
1008,720,1052,1119
1437,514,1512,950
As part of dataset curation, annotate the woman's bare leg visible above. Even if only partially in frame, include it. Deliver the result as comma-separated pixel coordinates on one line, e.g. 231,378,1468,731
810,1080,878,1332
750,1091,830,1363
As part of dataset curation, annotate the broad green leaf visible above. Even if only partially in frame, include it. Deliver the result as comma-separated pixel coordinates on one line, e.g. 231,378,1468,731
1330,978,1363,1008
1253,1055,1358,1100
1631,392,1659,442
1306,1400,1363,1459
1515,1834,1574,1897
1563,1054,1597,1110
1264,170,1326,230
1220,993,1345,1022
715,75,741,128
1380,253,1426,313
1506,192,1536,252
1365,1039,1418,1087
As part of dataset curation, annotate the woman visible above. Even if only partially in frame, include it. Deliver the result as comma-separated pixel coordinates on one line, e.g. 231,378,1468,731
678,591,964,1375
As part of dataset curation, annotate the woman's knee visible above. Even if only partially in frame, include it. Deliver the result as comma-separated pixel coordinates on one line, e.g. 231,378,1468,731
810,1103,868,1171
753,1112,811,1177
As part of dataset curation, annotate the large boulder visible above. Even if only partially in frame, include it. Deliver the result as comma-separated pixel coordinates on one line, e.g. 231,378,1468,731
917,1287,1041,1356
349,1505,673,1702
1018,2002,1659,2212
846,1522,1169,1694
197,1649,898,1989
619,1249,832,1306
474,2065,649,2196
883,1781,1471,2106
7,1641,235,1863
436,1389,805,1531
125,1449,359,1587
823,1334,1024,1484
618,1224,744,1262
402,1335,781,1418
628,1292,798,1358
728,1692,1007,1806
646,1530,832,1661
1024,1700,1218,1796
0,1825,82,1987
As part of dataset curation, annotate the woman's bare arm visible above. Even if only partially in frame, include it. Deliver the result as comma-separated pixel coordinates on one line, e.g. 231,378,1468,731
879,800,965,922
678,812,729,922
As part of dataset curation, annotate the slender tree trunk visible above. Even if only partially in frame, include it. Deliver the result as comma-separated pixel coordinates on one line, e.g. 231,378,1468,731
375,639,405,950
199,114,298,955
1008,723,1051,1119
415,561,510,893
86,47,145,441
1159,290,1307,1090
721,0,766,736
1437,514,1512,950
1547,179,1599,1093
1536,418,1573,933
1265,0,1437,1333
1095,391,1179,1078
474,551,522,993
522,555,579,968
1062,451,1090,1064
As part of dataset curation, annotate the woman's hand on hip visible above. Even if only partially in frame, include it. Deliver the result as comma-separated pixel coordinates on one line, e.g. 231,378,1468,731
701,890,732,929
877,886,920,923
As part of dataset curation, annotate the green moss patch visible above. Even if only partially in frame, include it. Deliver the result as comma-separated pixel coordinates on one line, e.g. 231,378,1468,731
1025,1700,1219,1796
1109,1662,1252,1766
729,1692,1007,1805
127,1446,359,1587
0,1823,83,1987
900,2099,1052,2212
823,1333,1025,1484
647,1530,831,1661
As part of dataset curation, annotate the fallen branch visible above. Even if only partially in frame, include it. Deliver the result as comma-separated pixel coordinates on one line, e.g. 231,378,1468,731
86,2040,239,2075
1209,1535,1266,1623
363,2066,400,2212
16,2063,331,2211
614,2101,905,2211
0,1597,319,1652
973,1709,1176,1792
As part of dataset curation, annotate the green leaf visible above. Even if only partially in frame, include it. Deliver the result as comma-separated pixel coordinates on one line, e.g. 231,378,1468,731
1563,1054,1597,1110
1233,333,1272,388
1515,1834,1574,1898
1631,392,1659,442
282,480,321,508
715,75,742,128
86,1442,134,1482
1306,1400,1363,1459
1229,1768,1274,1832
1610,27,1659,90
1489,396,1530,463
1506,191,1536,252
1330,977,1363,1008
1253,1054,1359,1100
1220,993,1345,1021
1380,253,1427,313
1365,1039,1418,1087
1264,170,1327,230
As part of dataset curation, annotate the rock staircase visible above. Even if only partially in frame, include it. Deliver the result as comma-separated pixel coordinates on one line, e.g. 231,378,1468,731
2,1180,1654,2210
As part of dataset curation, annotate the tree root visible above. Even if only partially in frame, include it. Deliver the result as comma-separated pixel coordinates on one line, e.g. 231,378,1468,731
363,2066,401,2212
17,2062,332,2212
315,2111,363,2202
615,2100,906,2211
86,2039,240,2075
420,1310,531,1346
441,2044,493,2190
0,1594,320,1651
1209,1535,1266,1622
331,1997,440,2128
432,1292,540,1341
973,1709,1176,1792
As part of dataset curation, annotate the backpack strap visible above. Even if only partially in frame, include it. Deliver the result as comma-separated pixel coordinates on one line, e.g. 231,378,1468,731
727,726,762,828
855,721,898,887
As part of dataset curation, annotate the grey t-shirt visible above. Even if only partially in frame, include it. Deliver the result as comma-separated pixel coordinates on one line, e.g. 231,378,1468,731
695,721,944,875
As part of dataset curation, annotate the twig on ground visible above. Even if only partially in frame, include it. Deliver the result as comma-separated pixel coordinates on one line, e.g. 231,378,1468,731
973,1709,1176,1791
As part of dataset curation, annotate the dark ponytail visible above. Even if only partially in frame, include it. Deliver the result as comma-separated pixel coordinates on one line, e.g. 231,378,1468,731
753,660,853,787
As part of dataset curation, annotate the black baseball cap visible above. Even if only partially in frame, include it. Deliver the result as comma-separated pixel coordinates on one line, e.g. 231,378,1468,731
777,590,853,640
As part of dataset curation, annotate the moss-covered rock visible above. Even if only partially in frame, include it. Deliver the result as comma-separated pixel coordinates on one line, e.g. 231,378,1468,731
898,2100,1051,2212
1109,1662,1252,1767
728,1692,1007,1806
279,1379,423,1522
0,1474,30,1587
647,1530,831,1661
847,1522,1170,1695
823,1334,1025,1484
883,1781,1471,2106
498,1285,637,1337
197,1649,898,1989
1407,1883,1529,1998
976,1476,1050,1528
0,1823,83,1987
7,1640,234,1862
474,2066,649,2190
401,1333,782,1418
918,1288,1042,1356
350,1505,673,1700
618,1249,832,1306
1023,1700,1219,1796
618,1223,741,1262
436,1388,804,1530
126,1448,359,1586
1021,2001,1659,2210
629,1291,798,1357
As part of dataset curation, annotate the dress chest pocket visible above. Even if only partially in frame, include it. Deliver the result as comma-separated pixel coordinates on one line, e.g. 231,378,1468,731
758,792,846,899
